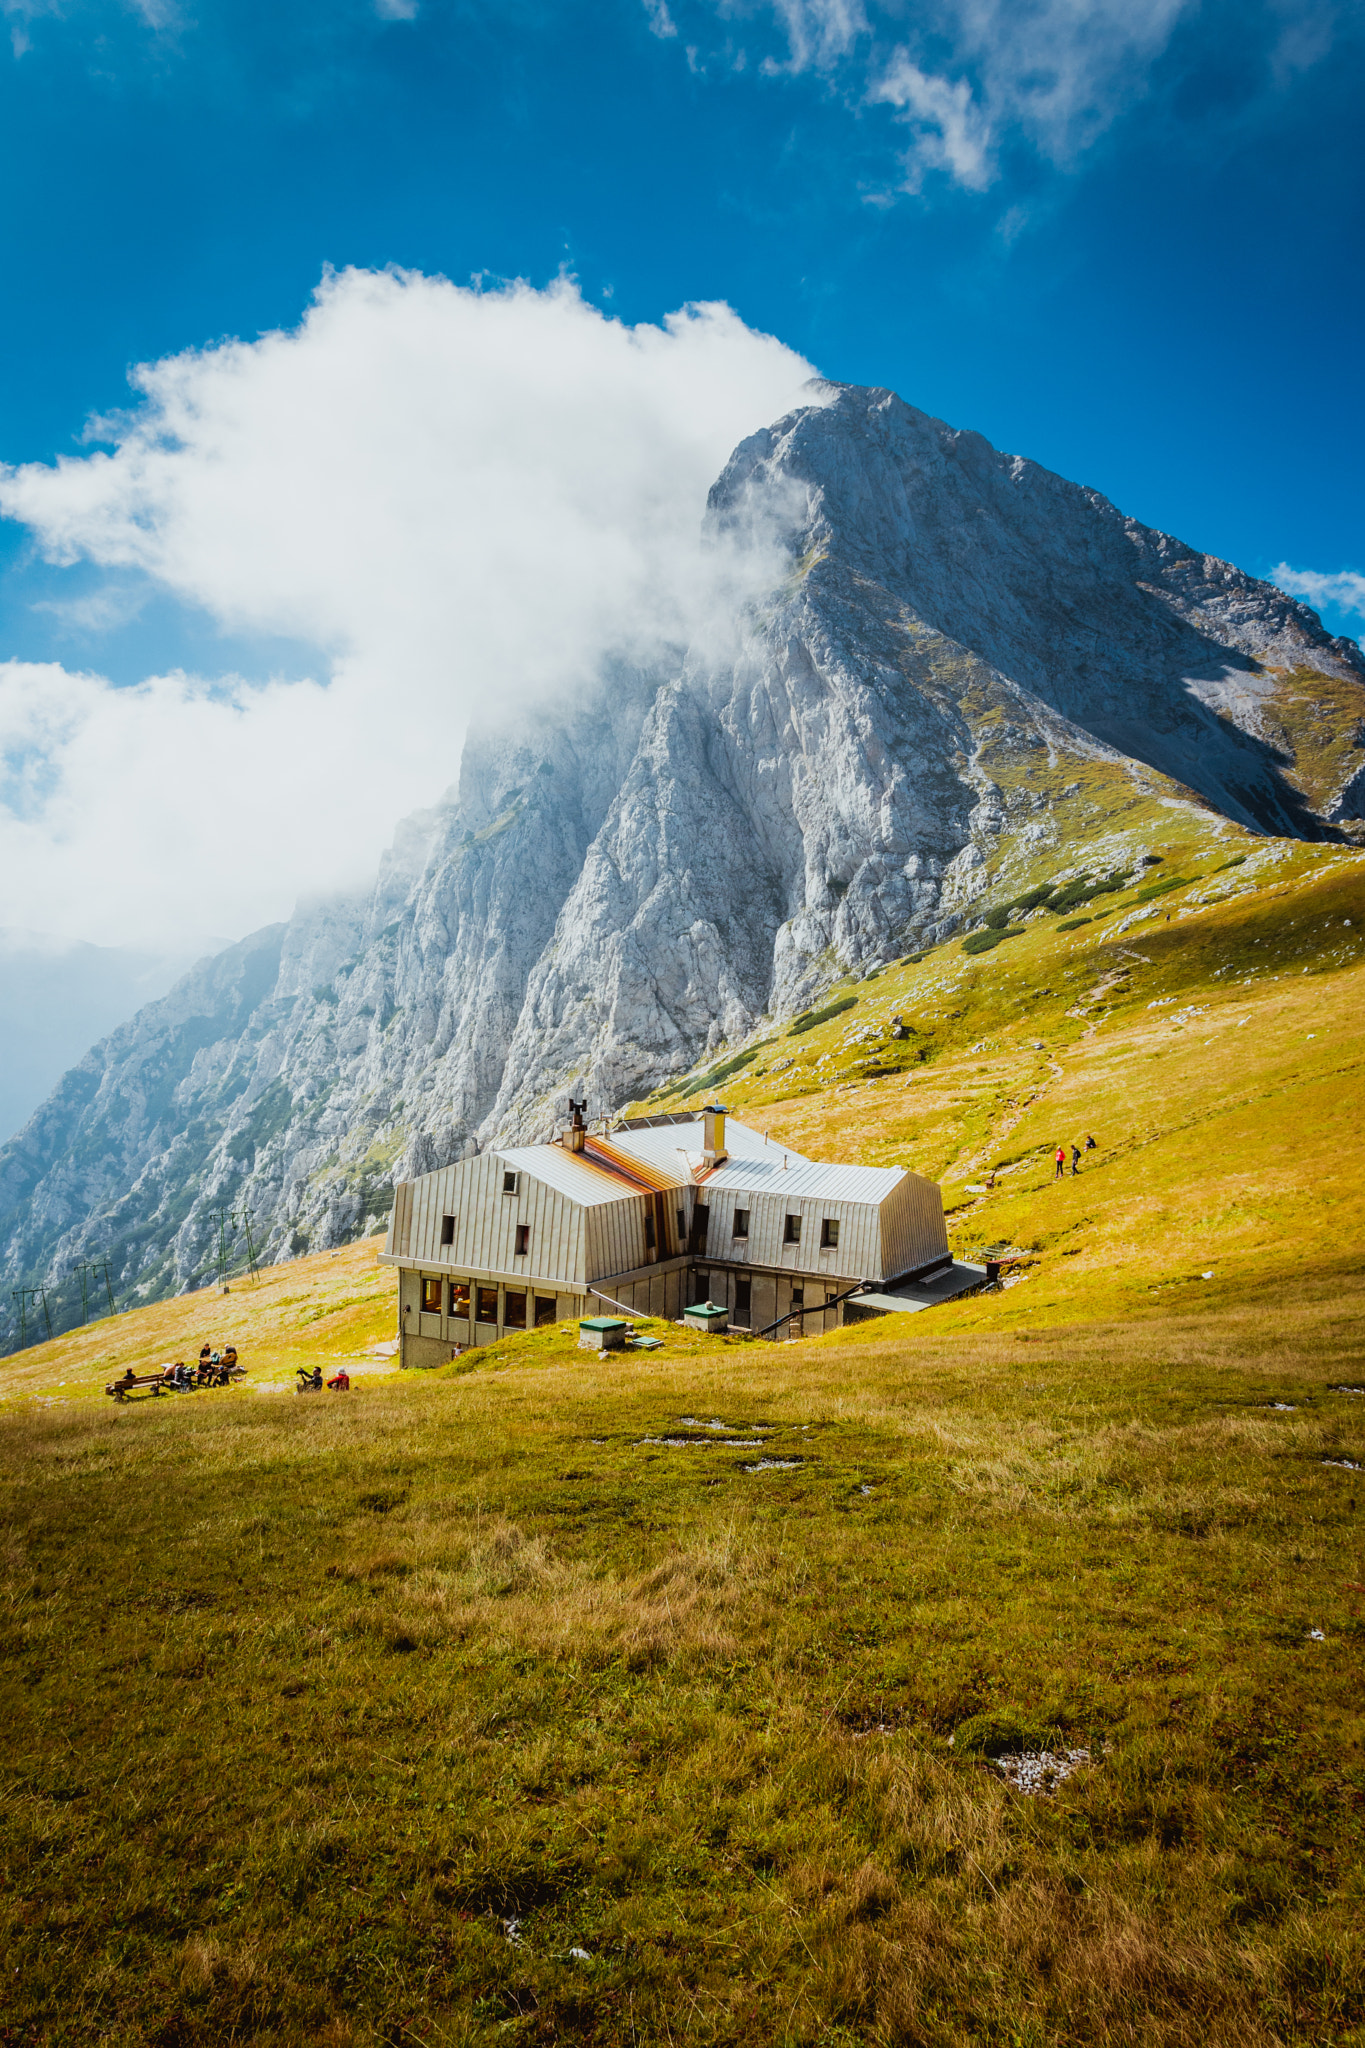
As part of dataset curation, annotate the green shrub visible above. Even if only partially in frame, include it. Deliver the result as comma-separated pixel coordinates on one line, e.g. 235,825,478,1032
789,995,858,1035
962,927,1023,956
1048,871,1131,915
1134,873,1196,904
1056,916,1092,932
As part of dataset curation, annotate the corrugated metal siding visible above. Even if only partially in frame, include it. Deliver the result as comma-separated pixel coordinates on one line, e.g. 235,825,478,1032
720,1187,884,1280
386,1134,946,1300
393,1152,605,1287
387,1181,413,1259
879,1171,949,1277
584,1191,651,1281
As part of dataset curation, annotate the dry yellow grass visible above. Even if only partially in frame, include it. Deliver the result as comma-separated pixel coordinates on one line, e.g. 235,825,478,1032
2,829,1363,2045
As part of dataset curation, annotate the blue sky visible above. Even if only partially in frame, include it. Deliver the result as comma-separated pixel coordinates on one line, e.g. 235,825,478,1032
0,0,1362,955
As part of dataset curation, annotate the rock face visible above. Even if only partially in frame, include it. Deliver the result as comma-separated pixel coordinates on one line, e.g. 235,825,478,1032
2,385,1361,1333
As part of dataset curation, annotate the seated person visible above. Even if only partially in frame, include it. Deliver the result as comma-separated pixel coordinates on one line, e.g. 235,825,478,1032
296,1365,323,1389
326,1368,350,1392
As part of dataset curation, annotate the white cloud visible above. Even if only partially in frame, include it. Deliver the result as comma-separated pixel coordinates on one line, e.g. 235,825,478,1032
690,0,1340,192
375,0,419,19
1271,563,1365,621
870,0,1194,190
870,52,993,189
761,0,868,71
643,0,679,38
0,271,817,951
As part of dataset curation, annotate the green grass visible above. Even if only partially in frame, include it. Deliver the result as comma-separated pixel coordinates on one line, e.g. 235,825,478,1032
2,1292,1363,2045
6,814,1365,2044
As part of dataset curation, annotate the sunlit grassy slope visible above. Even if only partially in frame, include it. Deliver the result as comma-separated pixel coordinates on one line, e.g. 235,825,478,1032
632,824,1365,1331
2,819,1364,2046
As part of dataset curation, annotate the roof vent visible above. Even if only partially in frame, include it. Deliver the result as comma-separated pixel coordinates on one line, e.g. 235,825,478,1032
702,1103,727,1164
566,1095,588,1154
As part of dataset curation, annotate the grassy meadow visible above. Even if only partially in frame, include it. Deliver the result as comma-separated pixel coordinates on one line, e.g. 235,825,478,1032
2,824,1365,2045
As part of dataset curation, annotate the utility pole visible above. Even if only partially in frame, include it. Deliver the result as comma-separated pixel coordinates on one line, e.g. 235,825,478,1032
214,1209,234,1292
236,1209,261,1283
10,1288,33,1350
77,1258,117,1321
38,1288,53,1342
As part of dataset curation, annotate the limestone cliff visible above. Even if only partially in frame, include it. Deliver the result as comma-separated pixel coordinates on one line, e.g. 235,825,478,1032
2,385,1360,1334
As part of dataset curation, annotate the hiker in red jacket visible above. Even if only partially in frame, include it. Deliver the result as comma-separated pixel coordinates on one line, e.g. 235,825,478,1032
1054,1146,1066,1180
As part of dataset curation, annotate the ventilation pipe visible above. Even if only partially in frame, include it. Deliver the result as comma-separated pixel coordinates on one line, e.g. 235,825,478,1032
565,1096,588,1154
702,1103,728,1163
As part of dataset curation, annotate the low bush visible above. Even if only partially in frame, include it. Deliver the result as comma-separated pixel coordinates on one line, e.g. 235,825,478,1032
789,995,858,1035
962,926,1024,955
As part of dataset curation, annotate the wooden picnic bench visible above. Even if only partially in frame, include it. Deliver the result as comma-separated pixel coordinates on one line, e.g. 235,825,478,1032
105,1372,171,1401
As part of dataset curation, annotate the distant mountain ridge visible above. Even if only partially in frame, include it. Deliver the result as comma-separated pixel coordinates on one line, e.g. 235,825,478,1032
3,384,1362,1337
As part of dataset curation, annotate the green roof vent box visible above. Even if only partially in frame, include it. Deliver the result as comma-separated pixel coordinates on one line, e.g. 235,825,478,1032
578,1316,629,1351
683,1300,730,1334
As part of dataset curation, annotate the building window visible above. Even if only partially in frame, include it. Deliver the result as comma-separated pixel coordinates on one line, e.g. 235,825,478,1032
694,1270,709,1299
449,1280,470,1317
791,1286,805,1310
534,1294,557,1327
644,1212,656,1249
515,1223,530,1256
477,1285,498,1324
784,1213,802,1244
504,1289,527,1329
421,1277,442,1313
440,1213,455,1246
732,1207,750,1239
502,1170,520,1196
821,1218,840,1250
689,1202,710,1254
734,1276,752,1325
677,1207,685,1238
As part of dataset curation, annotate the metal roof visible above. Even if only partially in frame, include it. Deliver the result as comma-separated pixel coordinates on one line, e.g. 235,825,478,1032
581,1133,690,1193
495,1144,642,1208
700,1155,906,1204
609,1116,811,1182
495,1119,892,1211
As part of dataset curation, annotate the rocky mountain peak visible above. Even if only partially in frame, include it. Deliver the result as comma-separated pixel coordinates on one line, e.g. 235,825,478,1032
3,386,1362,1338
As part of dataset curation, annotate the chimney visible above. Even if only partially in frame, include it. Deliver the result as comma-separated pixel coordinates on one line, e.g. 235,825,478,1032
702,1103,727,1163
566,1095,588,1154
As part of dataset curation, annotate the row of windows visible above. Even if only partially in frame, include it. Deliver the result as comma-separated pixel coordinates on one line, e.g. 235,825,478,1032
420,1277,556,1328
435,1206,842,1260
726,1206,838,1249
440,1214,531,1255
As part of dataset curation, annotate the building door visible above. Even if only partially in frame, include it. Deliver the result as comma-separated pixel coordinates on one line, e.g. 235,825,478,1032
734,1276,751,1328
